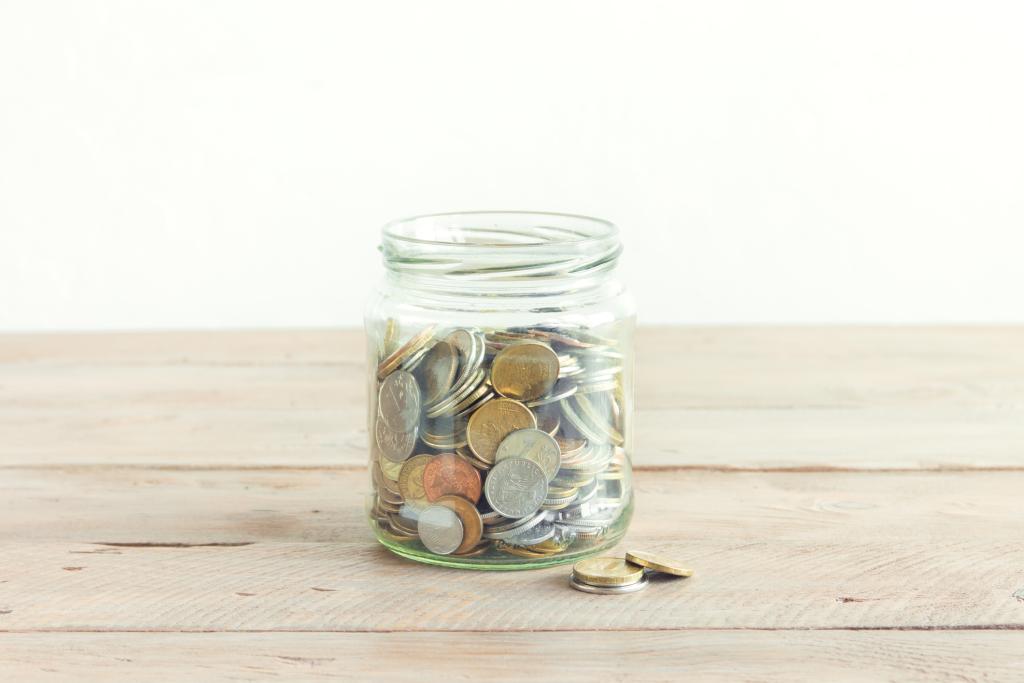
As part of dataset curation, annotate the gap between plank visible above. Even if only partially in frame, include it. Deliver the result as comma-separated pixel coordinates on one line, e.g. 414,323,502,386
1,625,1022,635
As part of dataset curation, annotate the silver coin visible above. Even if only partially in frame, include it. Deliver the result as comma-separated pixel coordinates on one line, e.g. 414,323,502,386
483,457,548,519
417,504,464,555
399,343,432,373
397,503,422,522
572,393,624,446
480,509,509,525
483,510,549,540
444,329,484,387
557,501,595,521
556,525,601,542
560,397,606,445
375,418,417,463
420,427,468,450
526,378,578,407
494,428,561,482
378,370,421,432
569,573,649,594
574,478,600,504
451,381,493,417
574,378,619,394
445,328,476,360
543,490,579,505
542,500,577,512
503,520,556,546
427,330,485,409
425,368,486,417
561,516,614,529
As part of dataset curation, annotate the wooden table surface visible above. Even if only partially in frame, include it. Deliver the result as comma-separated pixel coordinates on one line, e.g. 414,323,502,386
2,327,1023,681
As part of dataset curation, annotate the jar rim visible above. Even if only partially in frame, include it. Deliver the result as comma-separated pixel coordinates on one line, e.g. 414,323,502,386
381,210,618,249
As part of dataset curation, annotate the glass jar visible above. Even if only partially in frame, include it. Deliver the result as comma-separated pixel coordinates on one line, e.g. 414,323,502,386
365,211,634,569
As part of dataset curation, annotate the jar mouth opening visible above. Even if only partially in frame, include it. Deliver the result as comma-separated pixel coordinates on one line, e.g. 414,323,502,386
382,211,618,249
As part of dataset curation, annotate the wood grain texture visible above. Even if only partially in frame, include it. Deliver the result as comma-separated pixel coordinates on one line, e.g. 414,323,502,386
2,328,1022,680
2,327,1022,468
2,631,1022,682
1,468,1022,631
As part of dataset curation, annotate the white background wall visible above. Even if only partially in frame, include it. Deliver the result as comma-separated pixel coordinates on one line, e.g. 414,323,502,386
2,1,1022,331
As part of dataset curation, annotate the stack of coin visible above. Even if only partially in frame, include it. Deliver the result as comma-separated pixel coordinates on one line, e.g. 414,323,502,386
569,551,693,594
369,321,632,561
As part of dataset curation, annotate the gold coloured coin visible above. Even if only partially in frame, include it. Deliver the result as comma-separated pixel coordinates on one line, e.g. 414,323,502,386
377,325,436,380
490,341,559,401
625,550,694,577
466,397,537,464
570,573,649,595
572,556,645,587
397,454,434,504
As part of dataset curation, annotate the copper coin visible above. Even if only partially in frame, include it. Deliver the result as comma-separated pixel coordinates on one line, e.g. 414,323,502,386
466,397,537,465
490,341,559,401
436,494,484,555
422,452,482,503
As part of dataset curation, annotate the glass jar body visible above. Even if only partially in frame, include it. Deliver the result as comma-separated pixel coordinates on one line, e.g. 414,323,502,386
364,213,635,569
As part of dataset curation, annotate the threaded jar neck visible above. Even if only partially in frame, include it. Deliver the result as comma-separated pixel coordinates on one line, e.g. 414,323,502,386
380,211,622,299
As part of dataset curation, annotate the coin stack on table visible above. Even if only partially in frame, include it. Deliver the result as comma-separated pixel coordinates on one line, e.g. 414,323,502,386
369,322,632,566
570,551,693,594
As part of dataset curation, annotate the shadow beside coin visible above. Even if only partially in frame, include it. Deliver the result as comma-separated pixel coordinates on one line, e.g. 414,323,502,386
643,569,693,585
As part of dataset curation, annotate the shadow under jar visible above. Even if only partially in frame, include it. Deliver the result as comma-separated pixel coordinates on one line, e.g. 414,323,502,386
365,211,635,569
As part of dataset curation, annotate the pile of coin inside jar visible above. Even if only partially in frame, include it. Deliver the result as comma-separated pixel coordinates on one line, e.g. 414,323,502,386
369,321,630,561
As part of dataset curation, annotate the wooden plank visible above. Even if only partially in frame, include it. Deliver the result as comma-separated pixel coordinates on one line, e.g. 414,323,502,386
635,326,1024,410
640,407,1024,470
0,330,360,365
1,631,1022,682
1,468,1022,631
2,328,1023,469
0,364,363,467
4,400,1023,470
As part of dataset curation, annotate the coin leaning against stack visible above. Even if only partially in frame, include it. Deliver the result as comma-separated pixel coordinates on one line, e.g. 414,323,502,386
370,322,630,560
570,551,693,594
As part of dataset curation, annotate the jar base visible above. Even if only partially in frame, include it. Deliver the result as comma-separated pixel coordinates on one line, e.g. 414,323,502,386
375,527,629,571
